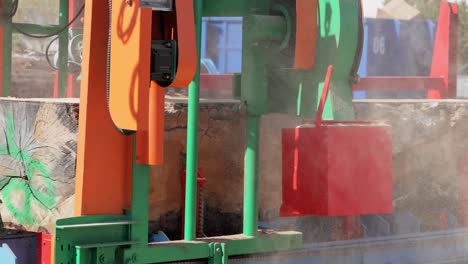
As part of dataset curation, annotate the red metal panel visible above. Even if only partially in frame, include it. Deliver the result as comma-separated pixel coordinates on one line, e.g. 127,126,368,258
353,77,446,92
428,2,459,99
37,233,52,264
281,122,393,216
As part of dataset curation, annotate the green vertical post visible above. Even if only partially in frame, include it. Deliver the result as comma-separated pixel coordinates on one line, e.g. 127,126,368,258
243,115,260,237
131,137,150,243
184,0,203,241
2,0,13,96
58,0,69,97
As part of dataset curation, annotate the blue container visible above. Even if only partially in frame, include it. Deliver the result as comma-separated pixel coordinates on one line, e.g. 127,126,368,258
365,18,403,77
362,18,436,78
0,231,37,264
361,18,436,99
397,19,435,76
200,17,437,99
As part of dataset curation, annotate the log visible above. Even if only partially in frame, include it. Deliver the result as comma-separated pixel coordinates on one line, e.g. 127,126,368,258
0,98,78,233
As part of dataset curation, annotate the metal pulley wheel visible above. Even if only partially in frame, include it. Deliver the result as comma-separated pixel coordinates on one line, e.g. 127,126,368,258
68,33,83,65
269,0,296,68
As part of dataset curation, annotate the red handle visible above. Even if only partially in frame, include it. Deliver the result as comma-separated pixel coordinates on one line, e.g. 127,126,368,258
315,65,334,126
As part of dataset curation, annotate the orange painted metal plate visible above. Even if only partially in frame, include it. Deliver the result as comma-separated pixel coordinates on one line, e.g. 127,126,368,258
75,0,133,216
171,0,197,88
136,81,165,165
109,0,152,131
294,0,317,69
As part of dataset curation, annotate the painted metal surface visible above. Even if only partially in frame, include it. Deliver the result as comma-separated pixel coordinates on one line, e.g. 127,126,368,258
282,123,393,216
0,232,38,264
52,0,84,98
282,66,392,216
355,2,458,99
107,0,152,132
73,0,132,216
185,0,203,241
353,76,445,91
428,1,459,99
294,0,317,69
56,0,367,263
37,233,52,264
57,0,70,97
200,16,440,100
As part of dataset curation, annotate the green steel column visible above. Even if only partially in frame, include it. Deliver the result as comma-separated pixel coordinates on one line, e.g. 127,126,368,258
131,137,150,243
243,115,260,237
184,0,203,241
58,0,69,97
2,0,13,96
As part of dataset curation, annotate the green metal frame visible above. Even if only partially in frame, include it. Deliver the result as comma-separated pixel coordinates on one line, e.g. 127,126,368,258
55,136,302,264
55,0,362,263
0,0,70,97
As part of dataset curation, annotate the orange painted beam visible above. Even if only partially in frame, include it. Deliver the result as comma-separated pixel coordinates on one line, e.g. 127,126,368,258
76,0,195,212
171,0,197,88
75,0,133,216
294,0,317,69
108,0,152,132
136,81,165,165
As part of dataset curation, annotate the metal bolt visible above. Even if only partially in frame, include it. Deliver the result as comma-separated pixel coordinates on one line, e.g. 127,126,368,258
216,247,220,252
126,0,132,5
99,254,106,264
132,254,138,262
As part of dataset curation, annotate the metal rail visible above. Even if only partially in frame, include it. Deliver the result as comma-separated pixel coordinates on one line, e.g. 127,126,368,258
172,229,468,264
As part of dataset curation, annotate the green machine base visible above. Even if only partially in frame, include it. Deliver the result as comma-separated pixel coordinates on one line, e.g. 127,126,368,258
55,215,302,264
54,0,362,263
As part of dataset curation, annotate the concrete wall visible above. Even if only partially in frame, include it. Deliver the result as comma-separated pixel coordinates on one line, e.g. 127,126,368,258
1,98,468,242
154,99,468,241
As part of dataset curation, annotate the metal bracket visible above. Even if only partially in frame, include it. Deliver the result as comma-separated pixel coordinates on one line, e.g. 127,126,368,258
209,243,228,264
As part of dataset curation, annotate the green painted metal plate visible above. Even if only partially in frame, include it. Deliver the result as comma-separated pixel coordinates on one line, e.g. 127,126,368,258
241,0,361,119
55,215,135,264
202,0,270,17
123,242,211,263
121,231,302,264
209,231,303,256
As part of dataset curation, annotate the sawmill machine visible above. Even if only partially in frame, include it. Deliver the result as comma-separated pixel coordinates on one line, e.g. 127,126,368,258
54,0,393,263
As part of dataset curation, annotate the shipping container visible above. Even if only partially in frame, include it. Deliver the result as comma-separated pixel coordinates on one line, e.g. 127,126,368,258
200,17,437,99
361,18,436,99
